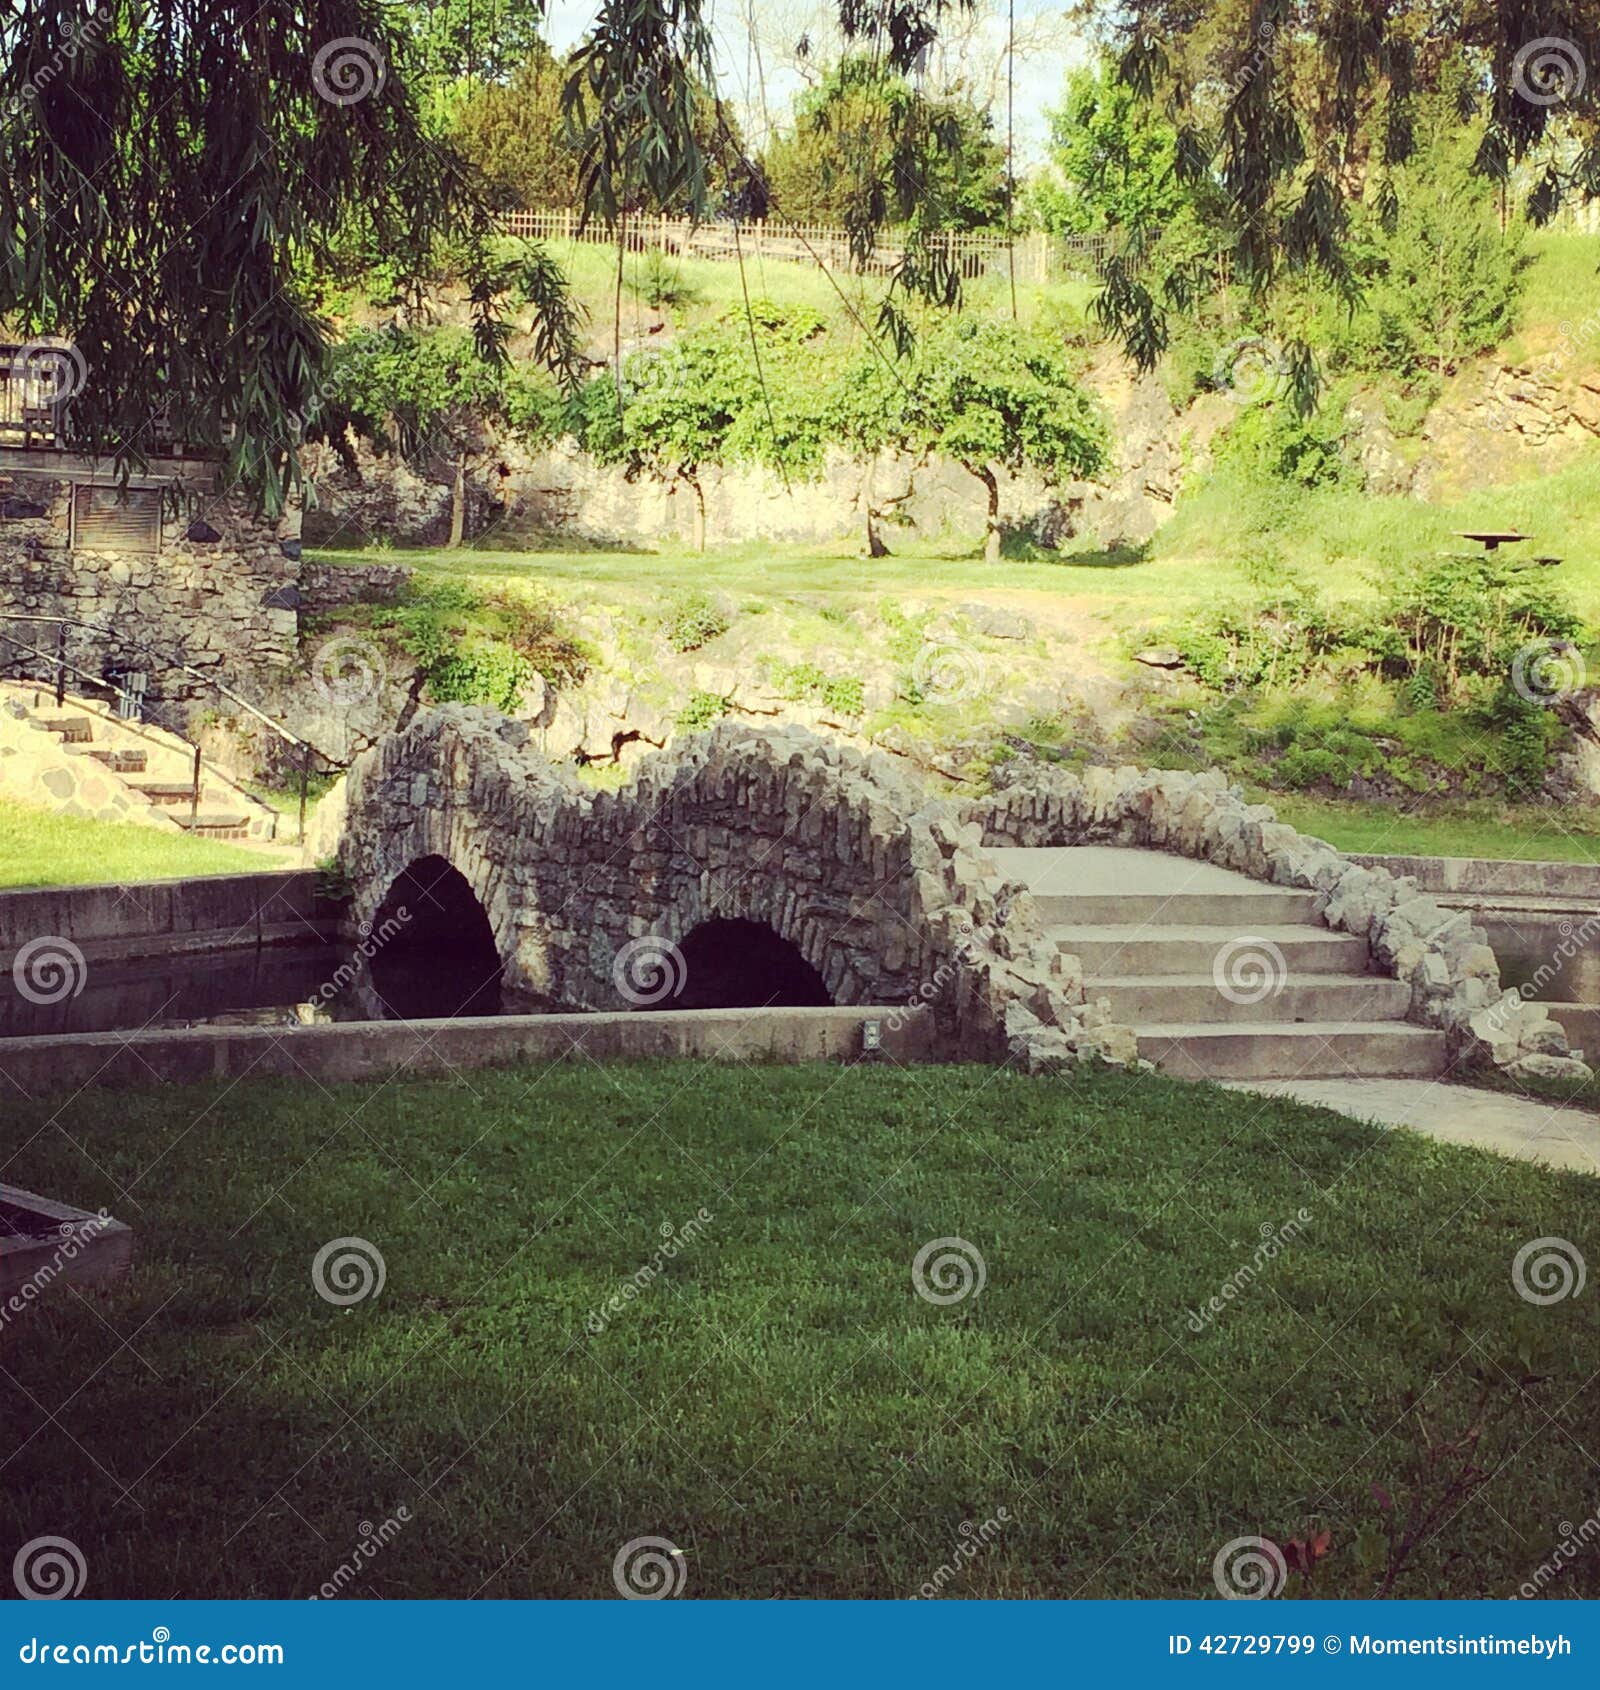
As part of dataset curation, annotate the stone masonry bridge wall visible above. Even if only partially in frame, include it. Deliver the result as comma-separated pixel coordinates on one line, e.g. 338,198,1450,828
331,708,1112,1062
328,710,1580,1076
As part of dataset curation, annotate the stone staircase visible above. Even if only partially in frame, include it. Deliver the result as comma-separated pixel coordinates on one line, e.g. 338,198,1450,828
990,845,1449,1081
1,680,280,842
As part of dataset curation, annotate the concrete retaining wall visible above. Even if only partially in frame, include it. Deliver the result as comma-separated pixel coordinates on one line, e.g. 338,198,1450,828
0,870,324,967
0,1005,940,1095
1352,853,1600,903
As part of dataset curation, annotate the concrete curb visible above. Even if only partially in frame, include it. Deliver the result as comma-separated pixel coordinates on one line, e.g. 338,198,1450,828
0,1005,939,1096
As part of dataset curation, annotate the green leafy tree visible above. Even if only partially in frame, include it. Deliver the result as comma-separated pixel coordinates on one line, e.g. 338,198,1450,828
822,347,917,557
452,42,575,210
575,307,830,551
0,2,569,509
913,320,1108,561
324,326,561,547
574,333,740,552
402,0,548,86
1089,1,1599,397
1029,54,1190,235
761,56,1007,230
1352,98,1526,380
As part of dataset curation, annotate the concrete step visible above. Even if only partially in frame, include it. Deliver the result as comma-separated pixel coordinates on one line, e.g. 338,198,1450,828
172,813,252,839
1033,888,1321,926
1134,1021,1449,1081
1050,924,1370,978
1091,973,1413,1026
38,715,93,744
86,748,148,774
129,782,202,806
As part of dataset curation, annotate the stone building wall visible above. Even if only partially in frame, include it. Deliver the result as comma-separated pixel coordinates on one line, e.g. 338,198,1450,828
0,467,302,711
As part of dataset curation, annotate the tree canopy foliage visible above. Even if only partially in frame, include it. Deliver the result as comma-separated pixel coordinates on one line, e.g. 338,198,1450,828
1080,0,1600,399
760,56,1007,230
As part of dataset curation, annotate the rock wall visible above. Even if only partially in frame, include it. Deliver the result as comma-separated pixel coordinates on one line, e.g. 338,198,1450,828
0,470,301,709
300,559,411,613
300,361,1218,556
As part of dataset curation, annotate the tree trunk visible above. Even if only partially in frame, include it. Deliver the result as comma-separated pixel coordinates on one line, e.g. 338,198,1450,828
975,463,1001,563
862,452,889,558
448,451,467,549
689,476,706,553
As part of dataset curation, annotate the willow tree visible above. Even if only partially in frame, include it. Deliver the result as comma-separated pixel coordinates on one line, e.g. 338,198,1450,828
1081,0,1600,404
0,1,574,510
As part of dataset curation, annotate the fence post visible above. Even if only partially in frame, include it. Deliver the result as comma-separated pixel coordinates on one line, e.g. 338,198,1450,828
297,742,311,847
53,622,66,708
189,742,201,829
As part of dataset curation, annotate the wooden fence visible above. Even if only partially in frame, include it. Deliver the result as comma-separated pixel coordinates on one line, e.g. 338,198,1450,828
498,210,1120,284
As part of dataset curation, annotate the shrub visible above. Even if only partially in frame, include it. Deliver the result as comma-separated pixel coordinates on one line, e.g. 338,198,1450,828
678,690,731,731
665,593,732,653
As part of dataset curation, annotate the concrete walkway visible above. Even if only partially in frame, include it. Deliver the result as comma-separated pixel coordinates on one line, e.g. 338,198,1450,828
1225,1078,1600,1176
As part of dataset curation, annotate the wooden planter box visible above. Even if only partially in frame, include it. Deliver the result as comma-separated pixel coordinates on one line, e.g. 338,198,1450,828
0,1183,133,1311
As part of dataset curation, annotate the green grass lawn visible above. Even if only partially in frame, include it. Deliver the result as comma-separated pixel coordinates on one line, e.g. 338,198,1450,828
1266,797,1600,863
4,1060,1597,1599
0,798,278,889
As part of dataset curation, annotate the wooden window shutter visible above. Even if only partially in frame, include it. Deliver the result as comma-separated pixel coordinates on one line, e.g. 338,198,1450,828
72,484,162,554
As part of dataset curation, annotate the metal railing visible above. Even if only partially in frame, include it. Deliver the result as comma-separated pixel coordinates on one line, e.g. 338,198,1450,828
0,613,341,845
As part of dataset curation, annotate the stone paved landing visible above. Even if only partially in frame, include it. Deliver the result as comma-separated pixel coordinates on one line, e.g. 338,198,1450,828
1225,1078,1600,1176
988,845,1275,896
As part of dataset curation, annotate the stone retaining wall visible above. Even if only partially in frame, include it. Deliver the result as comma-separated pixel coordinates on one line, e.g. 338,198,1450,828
300,559,411,613
0,469,301,706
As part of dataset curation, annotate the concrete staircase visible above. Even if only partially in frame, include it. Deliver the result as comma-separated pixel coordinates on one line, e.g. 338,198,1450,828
991,845,1449,1081
1,680,280,841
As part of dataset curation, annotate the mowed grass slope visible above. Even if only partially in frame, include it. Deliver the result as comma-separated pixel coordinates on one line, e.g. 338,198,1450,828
0,798,277,889
3,1060,1597,1599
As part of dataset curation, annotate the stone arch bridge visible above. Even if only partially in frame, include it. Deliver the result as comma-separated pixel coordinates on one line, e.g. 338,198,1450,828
324,706,1581,1080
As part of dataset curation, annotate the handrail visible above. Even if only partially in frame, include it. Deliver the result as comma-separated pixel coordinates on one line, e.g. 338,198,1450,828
0,614,345,846
0,634,285,838
0,612,336,761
